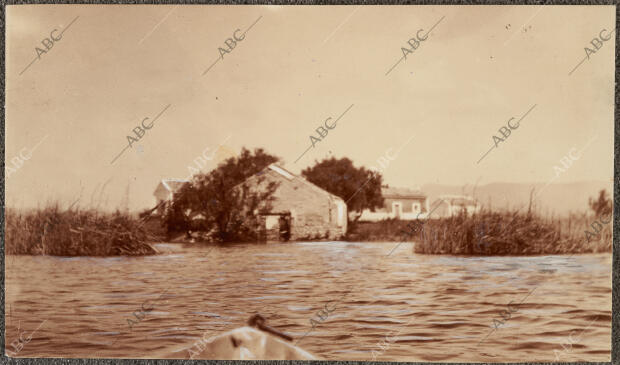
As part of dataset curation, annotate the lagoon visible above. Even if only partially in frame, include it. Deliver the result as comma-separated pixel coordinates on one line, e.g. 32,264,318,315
5,241,611,361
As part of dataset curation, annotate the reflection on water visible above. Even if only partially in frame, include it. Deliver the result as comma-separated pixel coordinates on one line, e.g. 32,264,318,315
5,241,611,361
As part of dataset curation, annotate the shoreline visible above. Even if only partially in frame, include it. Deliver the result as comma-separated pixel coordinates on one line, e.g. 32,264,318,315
6,207,611,257
5,239,612,258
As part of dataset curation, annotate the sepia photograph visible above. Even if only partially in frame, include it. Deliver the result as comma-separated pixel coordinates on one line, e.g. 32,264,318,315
4,3,615,362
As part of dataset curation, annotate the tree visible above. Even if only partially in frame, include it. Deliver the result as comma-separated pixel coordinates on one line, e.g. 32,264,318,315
589,189,612,217
169,148,280,242
301,157,384,222
163,192,192,234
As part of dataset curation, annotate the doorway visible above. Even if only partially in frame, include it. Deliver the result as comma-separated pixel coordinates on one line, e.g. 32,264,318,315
392,202,402,219
278,215,291,241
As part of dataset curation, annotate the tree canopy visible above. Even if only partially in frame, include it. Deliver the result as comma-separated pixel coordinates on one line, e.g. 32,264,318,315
165,147,280,241
301,157,384,220
589,189,612,217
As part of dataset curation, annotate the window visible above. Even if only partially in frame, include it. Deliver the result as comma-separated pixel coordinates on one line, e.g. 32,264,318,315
412,202,421,213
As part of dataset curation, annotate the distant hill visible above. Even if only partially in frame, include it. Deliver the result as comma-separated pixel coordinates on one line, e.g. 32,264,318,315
421,181,612,216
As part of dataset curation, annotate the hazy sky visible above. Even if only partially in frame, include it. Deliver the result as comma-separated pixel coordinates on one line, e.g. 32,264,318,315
6,5,615,211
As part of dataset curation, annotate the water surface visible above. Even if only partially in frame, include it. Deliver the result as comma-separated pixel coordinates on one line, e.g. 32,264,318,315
5,241,611,361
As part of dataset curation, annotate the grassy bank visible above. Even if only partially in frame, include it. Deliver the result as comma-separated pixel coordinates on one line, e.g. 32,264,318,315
348,210,611,255
6,205,158,256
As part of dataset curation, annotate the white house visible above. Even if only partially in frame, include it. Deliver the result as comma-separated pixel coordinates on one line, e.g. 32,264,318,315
429,195,481,217
153,178,190,214
358,187,430,221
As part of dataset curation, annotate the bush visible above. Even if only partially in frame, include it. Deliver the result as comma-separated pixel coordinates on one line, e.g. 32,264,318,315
168,147,280,243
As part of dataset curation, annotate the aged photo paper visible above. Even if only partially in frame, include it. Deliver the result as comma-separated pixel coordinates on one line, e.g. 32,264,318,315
4,4,614,361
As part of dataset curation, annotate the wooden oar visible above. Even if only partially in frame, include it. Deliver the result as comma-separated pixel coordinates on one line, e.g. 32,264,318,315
247,314,293,342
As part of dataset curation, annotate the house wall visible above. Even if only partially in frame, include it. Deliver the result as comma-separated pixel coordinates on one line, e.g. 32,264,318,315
246,170,347,241
451,204,480,216
429,200,481,218
273,185,346,241
430,200,453,218
358,210,432,222
153,184,172,203
358,196,428,221
153,183,173,215
381,197,427,213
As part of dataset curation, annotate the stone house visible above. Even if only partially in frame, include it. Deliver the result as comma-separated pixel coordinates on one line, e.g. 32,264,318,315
358,187,429,221
242,164,348,241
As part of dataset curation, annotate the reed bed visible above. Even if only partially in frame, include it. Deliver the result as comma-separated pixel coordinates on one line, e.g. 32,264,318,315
6,205,158,256
348,210,611,255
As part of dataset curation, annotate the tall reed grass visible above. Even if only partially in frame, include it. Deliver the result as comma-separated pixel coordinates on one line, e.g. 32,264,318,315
348,209,611,255
413,210,611,255
6,204,158,256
